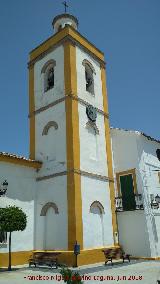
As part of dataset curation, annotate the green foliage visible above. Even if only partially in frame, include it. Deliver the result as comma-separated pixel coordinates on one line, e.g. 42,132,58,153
60,267,83,284
0,206,27,232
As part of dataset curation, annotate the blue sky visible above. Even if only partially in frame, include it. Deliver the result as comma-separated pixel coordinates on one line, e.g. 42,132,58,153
0,0,160,157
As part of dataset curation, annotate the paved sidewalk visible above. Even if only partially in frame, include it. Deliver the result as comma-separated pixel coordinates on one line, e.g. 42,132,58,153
0,260,160,284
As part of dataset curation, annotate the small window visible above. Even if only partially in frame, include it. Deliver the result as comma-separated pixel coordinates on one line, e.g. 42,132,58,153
45,66,54,92
41,60,56,93
0,231,7,244
85,64,94,94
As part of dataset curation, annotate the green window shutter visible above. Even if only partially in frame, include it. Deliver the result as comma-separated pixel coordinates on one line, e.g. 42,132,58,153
120,174,136,211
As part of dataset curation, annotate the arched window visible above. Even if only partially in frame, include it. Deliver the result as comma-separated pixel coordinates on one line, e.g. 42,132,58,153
82,59,96,94
41,60,56,93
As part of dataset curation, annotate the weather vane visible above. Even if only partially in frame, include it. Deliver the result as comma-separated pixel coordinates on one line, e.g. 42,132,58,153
62,1,68,13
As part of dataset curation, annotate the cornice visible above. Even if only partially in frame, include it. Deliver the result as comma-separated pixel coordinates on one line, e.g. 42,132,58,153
29,94,109,119
28,26,106,69
36,169,114,182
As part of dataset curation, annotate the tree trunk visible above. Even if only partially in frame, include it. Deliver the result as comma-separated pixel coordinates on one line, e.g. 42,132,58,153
8,231,11,271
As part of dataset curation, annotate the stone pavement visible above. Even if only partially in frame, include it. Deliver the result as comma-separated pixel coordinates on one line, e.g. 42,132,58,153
0,260,160,284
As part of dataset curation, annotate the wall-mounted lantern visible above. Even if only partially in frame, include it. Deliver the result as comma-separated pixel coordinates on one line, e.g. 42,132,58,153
74,241,80,267
0,180,8,197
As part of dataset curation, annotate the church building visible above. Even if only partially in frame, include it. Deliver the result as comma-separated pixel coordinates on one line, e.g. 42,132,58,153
0,13,118,267
0,12,160,268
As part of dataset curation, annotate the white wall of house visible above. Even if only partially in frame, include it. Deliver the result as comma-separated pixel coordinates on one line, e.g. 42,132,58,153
117,211,151,257
0,162,36,253
111,128,140,174
136,136,160,257
111,128,160,257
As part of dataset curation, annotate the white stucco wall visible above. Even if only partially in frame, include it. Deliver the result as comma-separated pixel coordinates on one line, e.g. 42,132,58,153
78,103,108,176
34,175,68,250
153,214,160,256
76,45,109,176
34,46,64,111
33,44,68,251
0,162,36,253
76,46,114,248
35,101,66,177
81,173,114,249
76,46,104,110
111,128,160,257
117,211,151,257
111,129,140,174
137,135,160,257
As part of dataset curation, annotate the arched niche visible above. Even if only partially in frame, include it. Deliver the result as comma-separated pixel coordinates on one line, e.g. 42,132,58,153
90,201,105,214
42,121,58,136
40,202,59,216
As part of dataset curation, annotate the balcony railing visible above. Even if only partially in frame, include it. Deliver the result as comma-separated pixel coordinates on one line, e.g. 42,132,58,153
115,194,144,212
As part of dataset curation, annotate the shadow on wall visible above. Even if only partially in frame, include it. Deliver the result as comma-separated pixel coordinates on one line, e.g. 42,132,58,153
1,171,36,203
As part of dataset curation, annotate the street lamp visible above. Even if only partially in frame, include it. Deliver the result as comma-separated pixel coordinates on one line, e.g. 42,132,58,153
0,180,8,196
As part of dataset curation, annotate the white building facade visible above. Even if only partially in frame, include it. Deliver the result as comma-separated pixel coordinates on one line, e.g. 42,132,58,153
111,128,160,258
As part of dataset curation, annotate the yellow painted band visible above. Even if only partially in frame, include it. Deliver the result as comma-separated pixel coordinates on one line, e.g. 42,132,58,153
101,67,118,243
0,246,120,267
0,251,32,267
29,65,35,160
64,41,83,250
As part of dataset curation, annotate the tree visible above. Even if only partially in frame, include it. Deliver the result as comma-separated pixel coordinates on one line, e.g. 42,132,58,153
0,206,27,271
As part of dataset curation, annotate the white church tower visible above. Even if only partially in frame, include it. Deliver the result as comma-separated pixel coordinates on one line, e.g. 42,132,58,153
28,13,118,266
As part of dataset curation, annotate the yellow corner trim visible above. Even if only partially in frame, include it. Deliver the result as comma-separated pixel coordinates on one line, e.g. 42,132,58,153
29,64,35,160
101,67,118,243
64,40,83,251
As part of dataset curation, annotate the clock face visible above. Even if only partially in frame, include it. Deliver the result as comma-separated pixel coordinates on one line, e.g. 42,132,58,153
86,105,97,122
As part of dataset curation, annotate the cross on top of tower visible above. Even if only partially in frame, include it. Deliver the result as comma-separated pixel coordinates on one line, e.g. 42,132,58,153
62,1,69,13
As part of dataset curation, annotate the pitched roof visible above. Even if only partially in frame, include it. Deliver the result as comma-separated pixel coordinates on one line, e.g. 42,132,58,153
0,152,42,169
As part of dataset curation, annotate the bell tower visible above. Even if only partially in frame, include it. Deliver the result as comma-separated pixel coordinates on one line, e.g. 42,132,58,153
28,13,118,266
